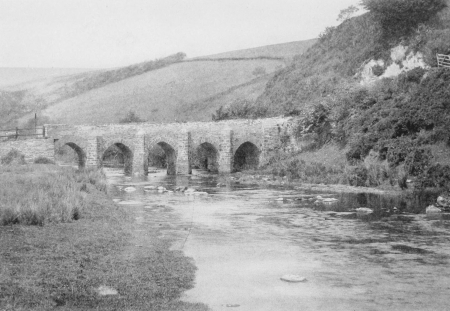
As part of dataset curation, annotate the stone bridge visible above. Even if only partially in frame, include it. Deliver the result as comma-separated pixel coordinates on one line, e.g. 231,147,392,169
2,117,292,175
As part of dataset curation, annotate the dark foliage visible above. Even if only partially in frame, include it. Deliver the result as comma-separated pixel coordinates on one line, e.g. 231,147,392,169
33,157,56,165
416,164,450,190
119,110,145,123
212,99,267,121
362,0,447,39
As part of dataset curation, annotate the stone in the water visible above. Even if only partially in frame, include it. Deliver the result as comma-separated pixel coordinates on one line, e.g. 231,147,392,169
157,186,166,191
97,285,118,296
426,205,442,220
356,207,373,217
280,274,307,283
194,191,208,195
123,187,136,192
144,185,156,190
112,199,121,203
322,198,338,204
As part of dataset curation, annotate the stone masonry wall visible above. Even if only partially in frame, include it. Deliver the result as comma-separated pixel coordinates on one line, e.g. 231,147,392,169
0,138,54,163
43,117,296,174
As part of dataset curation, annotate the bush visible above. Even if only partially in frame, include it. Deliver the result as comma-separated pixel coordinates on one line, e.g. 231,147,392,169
372,64,385,76
404,146,433,176
33,156,55,165
345,164,369,186
1,149,26,165
416,163,450,190
362,0,447,38
119,110,145,123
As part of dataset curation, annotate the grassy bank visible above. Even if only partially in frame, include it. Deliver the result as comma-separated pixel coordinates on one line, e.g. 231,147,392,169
0,165,208,311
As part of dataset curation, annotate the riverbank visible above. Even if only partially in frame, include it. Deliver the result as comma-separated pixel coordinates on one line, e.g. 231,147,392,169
0,165,208,311
224,172,405,195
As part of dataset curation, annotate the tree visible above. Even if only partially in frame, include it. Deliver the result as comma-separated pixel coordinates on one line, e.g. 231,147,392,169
362,0,447,36
252,66,267,77
119,110,145,123
337,5,360,22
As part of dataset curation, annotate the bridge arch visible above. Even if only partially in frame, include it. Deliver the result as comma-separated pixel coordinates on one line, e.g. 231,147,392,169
102,142,134,175
54,136,87,169
233,141,260,172
146,141,177,175
195,142,219,173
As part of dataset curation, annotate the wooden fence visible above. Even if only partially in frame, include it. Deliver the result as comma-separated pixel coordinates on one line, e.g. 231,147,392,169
437,54,450,68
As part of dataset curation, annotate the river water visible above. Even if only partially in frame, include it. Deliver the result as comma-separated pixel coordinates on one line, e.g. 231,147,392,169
106,168,450,311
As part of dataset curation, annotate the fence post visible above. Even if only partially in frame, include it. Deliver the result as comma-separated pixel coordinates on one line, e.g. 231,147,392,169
15,127,18,139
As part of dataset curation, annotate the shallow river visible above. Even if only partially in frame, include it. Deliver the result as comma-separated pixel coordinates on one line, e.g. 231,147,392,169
106,168,450,311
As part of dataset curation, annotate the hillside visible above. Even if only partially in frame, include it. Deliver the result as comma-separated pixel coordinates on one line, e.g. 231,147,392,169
34,59,282,124
196,39,316,61
0,53,186,128
241,0,450,191
0,67,93,88
0,39,315,127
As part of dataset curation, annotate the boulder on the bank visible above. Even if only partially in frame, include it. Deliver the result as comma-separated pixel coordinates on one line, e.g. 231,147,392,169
426,205,442,220
97,285,118,296
356,207,374,218
436,195,450,209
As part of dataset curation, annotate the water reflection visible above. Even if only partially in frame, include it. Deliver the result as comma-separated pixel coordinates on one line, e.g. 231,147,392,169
106,168,450,311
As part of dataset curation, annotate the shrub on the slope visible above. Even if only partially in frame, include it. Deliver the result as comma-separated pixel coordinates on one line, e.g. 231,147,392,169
362,0,447,39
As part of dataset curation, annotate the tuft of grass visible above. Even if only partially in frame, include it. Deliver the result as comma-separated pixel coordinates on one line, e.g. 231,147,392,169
0,148,26,165
0,165,106,225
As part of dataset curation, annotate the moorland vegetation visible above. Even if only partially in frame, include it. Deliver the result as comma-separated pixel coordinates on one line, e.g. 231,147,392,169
214,0,450,191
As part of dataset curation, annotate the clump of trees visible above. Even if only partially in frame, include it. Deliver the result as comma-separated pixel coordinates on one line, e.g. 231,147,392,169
362,0,447,38
212,99,267,121
119,110,145,123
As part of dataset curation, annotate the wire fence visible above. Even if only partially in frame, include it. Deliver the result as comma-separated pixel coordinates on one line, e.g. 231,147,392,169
437,54,450,68
0,127,45,140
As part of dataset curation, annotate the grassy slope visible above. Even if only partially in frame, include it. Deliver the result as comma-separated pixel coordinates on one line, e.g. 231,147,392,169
0,68,93,88
1,54,185,128
199,39,316,60
33,59,283,124
0,165,208,311
1,40,315,126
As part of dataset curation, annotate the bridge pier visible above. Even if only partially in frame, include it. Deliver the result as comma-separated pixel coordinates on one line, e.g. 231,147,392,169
176,130,192,175
218,128,233,173
132,131,145,176
85,137,100,168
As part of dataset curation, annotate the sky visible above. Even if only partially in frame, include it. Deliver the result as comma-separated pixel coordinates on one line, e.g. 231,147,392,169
0,0,362,69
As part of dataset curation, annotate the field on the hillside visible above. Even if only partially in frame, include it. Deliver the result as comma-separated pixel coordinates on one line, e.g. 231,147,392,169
32,59,284,124
0,67,93,88
201,39,316,61
0,39,315,127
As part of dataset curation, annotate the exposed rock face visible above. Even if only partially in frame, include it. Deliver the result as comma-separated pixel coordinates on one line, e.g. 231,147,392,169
360,45,429,85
